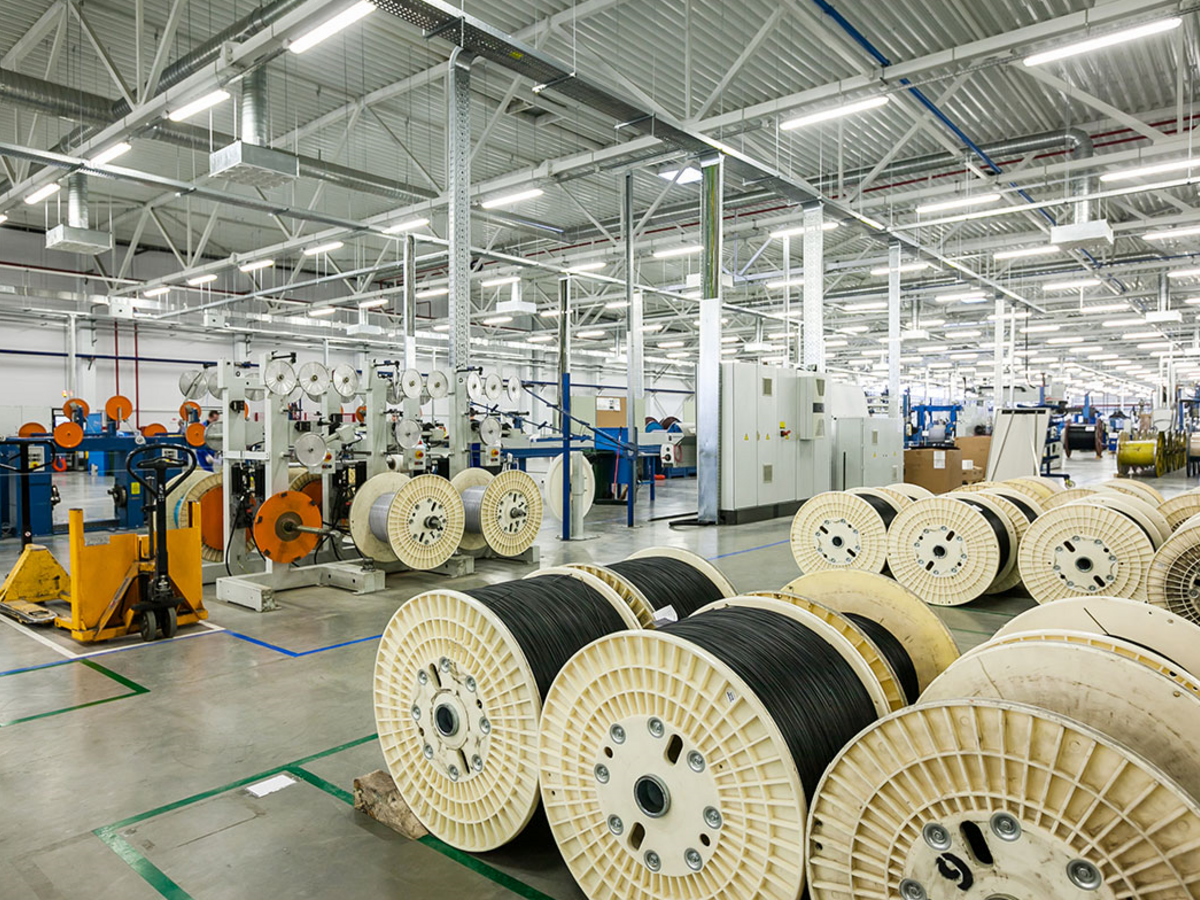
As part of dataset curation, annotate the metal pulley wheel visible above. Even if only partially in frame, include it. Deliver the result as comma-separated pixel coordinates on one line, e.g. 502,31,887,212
245,384,266,402
205,421,224,452
400,368,424,400
331,363,359,399
298,361,331,397
206,368,222,399
264,358,298,396
506,376,521,403
386,379,405,405
179,369,207,400
394,418,422,450
484,373,503,402
466,371,485,403
427,370,450,399
478,416,502,447
294,432,328,468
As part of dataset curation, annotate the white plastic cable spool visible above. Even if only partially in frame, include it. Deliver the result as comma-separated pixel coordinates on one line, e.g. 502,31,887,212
1146,522,1200,626
505,376,521,404
1098,476,1166,507
450,468,493,552
781,569,959,692
885,482,932,501
205,367,222,399
884,496,1007,607
426,370,449,399
294,432,328,469
1002,476,1060,504
745,589,908,712
179,369,207,400
805,699,1200,900
477,470,543,557
374,569,639,852
478,416,502,447
1068,492,1169,548
400,368,424,400
1018,504,1156,603
261,358,295,396
382,474,465,570
348,472,410,562
544,451,595,521
1040,485,1111,510
297,361,331,397
1159,490,1200,532
537,597,882,900
466,371,484,403
331,363,359,399
484,372,503,402
563,563,655,627
790,490,897,575
973,490,1034,594
921,641,1200,803
851,485,912,510
394,418,422,450
993,594,1200,680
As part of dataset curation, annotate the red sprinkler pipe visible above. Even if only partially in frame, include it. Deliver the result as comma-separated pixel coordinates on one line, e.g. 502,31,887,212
113,321,120,397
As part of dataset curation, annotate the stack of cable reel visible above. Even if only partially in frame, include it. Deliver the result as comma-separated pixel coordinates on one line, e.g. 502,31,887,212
886,482,932,501
348,472,465,570
1146,511,1200,625
564,547,735,627
884,492,1025,606
789,488,910,575
1018,489,1164,603
450,468,543,558
536,592,894,900
954,483,1045,594
373,567,641,850
1157,485,1200,532
806,595,1200,900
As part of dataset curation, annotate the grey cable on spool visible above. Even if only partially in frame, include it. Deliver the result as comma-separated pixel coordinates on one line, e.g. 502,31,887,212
461,485,487,535
368,491,398,542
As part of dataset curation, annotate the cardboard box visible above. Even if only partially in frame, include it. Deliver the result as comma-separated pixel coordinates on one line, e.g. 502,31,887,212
955,435,992,477
960,464,985,486
595,396,626,428
904,447,964,494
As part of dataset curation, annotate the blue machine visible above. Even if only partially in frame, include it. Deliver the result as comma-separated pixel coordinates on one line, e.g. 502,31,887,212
903,393,962,446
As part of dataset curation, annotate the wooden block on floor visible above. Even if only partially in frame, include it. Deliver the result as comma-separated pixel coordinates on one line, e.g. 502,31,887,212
353,769,428,840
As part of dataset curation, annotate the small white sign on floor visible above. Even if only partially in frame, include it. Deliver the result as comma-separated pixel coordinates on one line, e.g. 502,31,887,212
246,774,296,798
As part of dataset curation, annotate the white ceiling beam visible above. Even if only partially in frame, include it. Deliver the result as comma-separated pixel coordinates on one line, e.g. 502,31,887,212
1019,66,1171,144
692,7,785,121
1,1,64,68
142,0,190,102
66,0,135,109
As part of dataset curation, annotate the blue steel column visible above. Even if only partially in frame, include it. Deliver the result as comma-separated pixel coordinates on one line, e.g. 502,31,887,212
697,156,723,525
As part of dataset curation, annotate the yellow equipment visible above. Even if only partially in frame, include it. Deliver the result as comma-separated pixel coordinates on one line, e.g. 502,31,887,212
1117,431,1187,478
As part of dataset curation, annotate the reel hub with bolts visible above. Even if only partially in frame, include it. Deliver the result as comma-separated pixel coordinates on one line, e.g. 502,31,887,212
297,361,331,397
385,474,465,570
264,358,297,396
426,370,449,399
1147,522,1200,624
790,491,896,574
331,363,359,399
806,700,1200,900
400,369,424,400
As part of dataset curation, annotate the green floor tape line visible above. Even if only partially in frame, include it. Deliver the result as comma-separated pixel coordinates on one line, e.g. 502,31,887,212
0,658,150,727
94,732,554,900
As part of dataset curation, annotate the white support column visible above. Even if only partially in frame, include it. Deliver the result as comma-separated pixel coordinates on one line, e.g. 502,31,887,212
993,294,1005,415
697,155,724,525
402,233,419,423
1008,309,1018,405
624,172,643,433
782,235,793,366
802,204,824,371
887,242,901,418
446,48,473,476
66,314,77,399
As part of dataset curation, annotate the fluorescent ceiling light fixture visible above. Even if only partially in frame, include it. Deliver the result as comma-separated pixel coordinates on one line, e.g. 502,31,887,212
0,214,7,225
994,244,1060,260
766,278,804,289
143,285,171,297
1184,297,1200,305
1080,302,1130,313
915,193,1000,214
416,287,449,299
432,323,450,332
953,330,983,338
1138,341,1172,349
1087,353,1120,361
308,307,338,317
869,262,931,276
657,167,702,185
721,336,741,344
653,244,704,259
603,300,630,310
1168,268,1200,279
540,308,561,317
1048,336,1084,344
843,301,887,312
482,315,513,325
949,352,978,360
288,1,374,54
167,89,230,122
1023,17,1180,67
481,275,521,288
721,347,739,355
1122,331,1162,340
239,259,274,273
658,340,685,349
666,351,690,359
88,142,132,166
840,326,869,334
769,222,839,238
780,94,890,130
527,334,555,343
302,240,343,256
927,361,953,369
567,261,606,273
1043,278,1101,291
918,344,947,353
24,183,61,204
577,330,605,339
1101,317,1146,327
359,298,389,309
1143,224,1200,241
920,319,945,328
480,188,543,210
1101,155,1198,183
1023,324,1061,333
186,273,217,286
382,217,429,234
640,323,662,333
935,291,988,303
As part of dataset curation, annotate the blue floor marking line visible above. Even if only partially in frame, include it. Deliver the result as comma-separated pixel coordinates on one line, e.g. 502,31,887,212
0,628,222,678
222,629,382,658
707,539,789,560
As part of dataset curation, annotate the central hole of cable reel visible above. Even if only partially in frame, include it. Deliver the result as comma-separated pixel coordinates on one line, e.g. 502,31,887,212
434,704,460,737
1075,557,1094,573
633,775,670,818
932,545,948,559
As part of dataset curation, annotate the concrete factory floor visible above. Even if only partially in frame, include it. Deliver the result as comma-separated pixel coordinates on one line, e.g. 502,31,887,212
0,456,1194,900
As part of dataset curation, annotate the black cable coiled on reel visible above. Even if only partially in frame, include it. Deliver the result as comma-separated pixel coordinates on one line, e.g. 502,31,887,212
954,497,1012,573
991,491,1038,523
467,575,629,699
662,607,877,798
853,491,899,530
844,613,919,704
606,556,725,618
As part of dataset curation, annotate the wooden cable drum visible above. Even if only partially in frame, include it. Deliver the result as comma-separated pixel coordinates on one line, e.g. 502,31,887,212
885,482,932,501
1098,476,1165,506
1063,419,1105,456
566,547,735,627
1147,520,1200,626
992,595,1200,682
253,490,322,564
537,596,887,900
350,473,464,569
1018,501,1156,603
167,469,208,528
1158,488,1200,531
1068,492,1169,548
805,700,1200,900
453,468,544,557
790,489,902,575
184,471,228,562
288,469,322,509
781,570,959,693
374,568,640,851
884,495,1017,606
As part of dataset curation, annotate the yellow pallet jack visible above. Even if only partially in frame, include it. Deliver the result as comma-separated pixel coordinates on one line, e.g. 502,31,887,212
0,443,207,642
